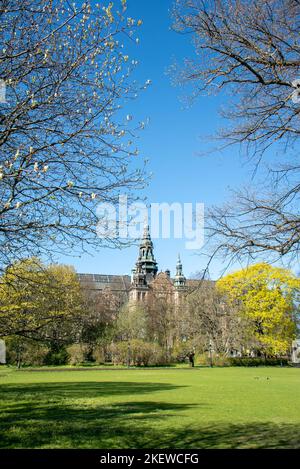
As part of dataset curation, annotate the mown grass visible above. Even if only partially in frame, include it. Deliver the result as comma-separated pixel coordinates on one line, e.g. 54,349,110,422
0,366,299,448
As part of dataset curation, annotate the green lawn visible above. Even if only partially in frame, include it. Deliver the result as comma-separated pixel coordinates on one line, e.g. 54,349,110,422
0,366,299,449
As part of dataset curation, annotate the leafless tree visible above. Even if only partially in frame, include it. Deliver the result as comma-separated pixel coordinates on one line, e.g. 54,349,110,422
206,183,300,265
144,277,178,351
173,0,300,264
78,286,121,358
0,0,147,269
184,281,247,354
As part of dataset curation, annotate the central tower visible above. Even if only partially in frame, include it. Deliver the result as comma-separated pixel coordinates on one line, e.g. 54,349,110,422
130,225,158,301
135,224,158,281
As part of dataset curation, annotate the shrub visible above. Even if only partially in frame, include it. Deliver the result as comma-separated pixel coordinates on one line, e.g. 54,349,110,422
67,344,89,365
43,347,70,365
229,357,289,367
211,354,231,367
110,340,168,366
148,343,169,366
130,339,153,366
110,341,128,365
195,352,231,367
195,353,210,366
172,341,194,363
92,346,106,364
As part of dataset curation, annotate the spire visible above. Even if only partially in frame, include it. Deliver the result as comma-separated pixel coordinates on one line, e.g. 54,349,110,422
143,224,151,240
177,253,181,268
174,253,186,287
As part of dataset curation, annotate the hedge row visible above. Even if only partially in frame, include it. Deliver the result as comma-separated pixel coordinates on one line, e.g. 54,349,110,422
228,357,289,367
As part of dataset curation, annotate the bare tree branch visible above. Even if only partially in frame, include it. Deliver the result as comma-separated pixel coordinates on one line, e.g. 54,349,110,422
173,0,300,263
0,0,148,269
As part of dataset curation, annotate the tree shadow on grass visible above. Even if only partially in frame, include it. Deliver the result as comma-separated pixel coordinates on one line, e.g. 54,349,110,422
0,381,180,400
0,381,191,448
156,422,300,449
0,381,299,448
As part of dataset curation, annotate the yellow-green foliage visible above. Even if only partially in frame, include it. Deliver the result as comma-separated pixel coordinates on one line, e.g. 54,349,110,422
217,263,299,355
0,258,82,338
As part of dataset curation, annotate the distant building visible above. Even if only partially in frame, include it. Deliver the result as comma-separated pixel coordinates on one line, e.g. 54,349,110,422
129,225,188,304
78,225,200,307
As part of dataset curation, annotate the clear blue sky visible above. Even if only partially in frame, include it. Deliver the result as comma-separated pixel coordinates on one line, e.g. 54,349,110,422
59,0,255,279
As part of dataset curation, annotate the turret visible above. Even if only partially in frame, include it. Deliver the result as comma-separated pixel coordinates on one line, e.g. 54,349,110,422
174,254,186,287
